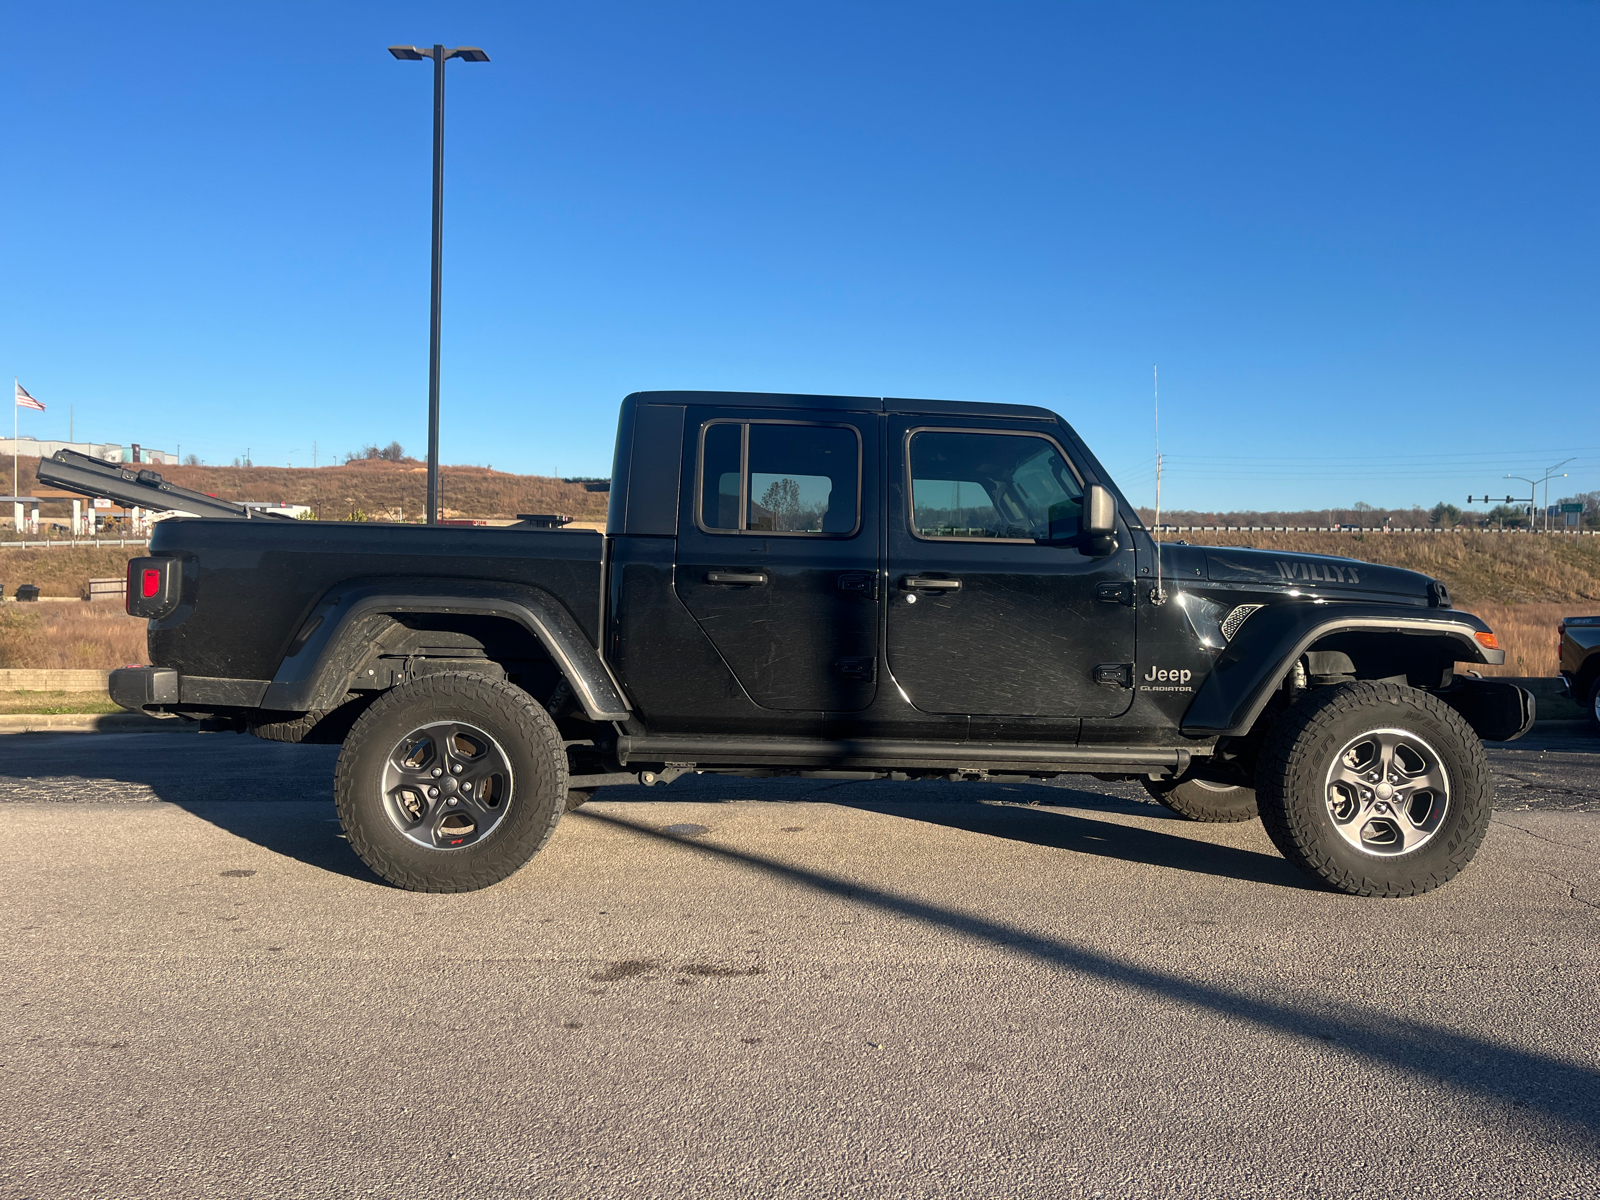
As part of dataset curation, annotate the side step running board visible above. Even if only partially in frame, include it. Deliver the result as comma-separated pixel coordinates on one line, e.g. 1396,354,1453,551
614,734,1193,777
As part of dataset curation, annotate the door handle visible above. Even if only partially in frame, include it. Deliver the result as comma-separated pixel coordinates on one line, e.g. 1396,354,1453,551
900,576,961,592
705,571,768,586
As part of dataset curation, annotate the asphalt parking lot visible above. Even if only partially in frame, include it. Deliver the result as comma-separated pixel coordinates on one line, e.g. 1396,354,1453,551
1,728,1597,1199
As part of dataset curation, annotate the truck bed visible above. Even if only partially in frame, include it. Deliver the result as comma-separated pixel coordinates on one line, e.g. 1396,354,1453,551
145,519,604,681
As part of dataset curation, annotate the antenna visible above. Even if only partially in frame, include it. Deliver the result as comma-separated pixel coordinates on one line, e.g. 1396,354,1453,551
1152,364,1166,604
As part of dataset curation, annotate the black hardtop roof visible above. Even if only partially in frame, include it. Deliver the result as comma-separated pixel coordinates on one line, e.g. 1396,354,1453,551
626,390,1059,422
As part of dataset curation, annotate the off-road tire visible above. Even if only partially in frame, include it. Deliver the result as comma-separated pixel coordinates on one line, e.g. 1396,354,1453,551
249,694,375,745
565,789,594,812
1257,681,1491,897
1143,777,1258,823
334,673,566,892
1588,676,1600,733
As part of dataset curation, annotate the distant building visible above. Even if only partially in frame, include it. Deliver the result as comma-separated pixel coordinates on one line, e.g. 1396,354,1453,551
0,437,177,465
240,501,312,519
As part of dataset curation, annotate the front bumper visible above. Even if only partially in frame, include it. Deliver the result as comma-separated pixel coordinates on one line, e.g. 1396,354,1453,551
1438,678,1536,743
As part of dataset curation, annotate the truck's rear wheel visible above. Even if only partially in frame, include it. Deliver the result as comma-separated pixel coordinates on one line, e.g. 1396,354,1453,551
1257,681,1491,897
1142,776,1258,822
334,674,566,892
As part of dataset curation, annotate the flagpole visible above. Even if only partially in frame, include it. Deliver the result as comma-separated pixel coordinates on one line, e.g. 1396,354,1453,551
13,378,17,507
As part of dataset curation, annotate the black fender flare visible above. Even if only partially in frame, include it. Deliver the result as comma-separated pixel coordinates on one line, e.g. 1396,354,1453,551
1181,603,1504,738
259,578,631,721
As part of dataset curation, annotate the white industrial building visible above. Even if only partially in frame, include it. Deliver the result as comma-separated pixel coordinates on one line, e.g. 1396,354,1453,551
0,437,177,465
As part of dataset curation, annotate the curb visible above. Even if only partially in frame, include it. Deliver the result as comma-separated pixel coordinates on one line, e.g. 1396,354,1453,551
0,712,195,734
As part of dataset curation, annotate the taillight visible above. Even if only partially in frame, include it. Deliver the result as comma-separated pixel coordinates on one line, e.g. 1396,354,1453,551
126,557,179,619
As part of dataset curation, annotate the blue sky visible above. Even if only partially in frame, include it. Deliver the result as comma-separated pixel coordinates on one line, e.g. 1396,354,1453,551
3,2,1596,511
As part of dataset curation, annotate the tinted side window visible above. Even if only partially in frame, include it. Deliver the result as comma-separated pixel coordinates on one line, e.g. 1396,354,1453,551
909,431,1082,541
700,423,743,530
697,421,861,536
748,424,857,533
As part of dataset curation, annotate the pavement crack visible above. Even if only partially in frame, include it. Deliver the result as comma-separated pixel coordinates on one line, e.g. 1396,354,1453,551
1536,871,1600,911
1491,816,1600,861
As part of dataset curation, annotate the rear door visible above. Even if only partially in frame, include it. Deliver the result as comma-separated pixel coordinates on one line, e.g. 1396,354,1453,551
885,419,1136,718
674,409,880,712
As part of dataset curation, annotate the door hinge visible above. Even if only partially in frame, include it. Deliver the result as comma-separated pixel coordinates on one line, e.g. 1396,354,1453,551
1094,581,1135,606
837,571,878,599
1093,662,1134,688
834,656,875,681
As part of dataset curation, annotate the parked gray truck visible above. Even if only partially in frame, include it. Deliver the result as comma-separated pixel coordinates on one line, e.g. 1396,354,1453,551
1559,615,1600,729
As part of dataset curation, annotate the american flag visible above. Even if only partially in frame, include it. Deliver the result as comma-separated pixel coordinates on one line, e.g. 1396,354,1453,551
14,382,44,411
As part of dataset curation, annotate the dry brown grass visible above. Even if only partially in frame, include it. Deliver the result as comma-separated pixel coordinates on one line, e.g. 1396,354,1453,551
0,691,120,714
1452,602,1596,678
1160,530,1600,606
0,604,148,669
0,547,140,597
139,459,609,523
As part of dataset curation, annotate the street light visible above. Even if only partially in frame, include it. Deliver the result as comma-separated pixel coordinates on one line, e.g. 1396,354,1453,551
1505,457,1574,532
388,43,490,524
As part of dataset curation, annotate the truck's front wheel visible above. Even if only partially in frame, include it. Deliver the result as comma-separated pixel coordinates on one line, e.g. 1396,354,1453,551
1257,681,1491,897
334,674,567,892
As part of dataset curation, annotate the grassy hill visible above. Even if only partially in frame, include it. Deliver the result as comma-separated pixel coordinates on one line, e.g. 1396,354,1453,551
0,454,610,524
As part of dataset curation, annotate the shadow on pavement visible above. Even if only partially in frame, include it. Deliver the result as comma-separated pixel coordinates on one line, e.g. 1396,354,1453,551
0,732,378,885
581,808,1600,1145
179,800,384,885
8,732,1599,1139
840,798,1311,890
0,732,1304,890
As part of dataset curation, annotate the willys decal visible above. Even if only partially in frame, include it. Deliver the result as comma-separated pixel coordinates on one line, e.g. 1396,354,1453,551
1275,560,1360,585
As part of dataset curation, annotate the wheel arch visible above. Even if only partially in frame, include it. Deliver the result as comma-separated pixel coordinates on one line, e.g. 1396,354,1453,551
259,578,631,721
1181,604,1503,739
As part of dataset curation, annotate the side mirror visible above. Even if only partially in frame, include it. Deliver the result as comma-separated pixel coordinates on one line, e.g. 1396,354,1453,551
1084,484,1116,535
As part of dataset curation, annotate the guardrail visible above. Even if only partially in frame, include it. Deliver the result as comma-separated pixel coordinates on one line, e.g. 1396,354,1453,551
1147,526,1598,535
0,538,152,549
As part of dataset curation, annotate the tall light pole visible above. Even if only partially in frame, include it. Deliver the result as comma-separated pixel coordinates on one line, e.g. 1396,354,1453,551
1539,458,1574,532
389,43,490,524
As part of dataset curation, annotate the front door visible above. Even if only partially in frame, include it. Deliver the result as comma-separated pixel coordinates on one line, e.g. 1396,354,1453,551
674,409,880,712
885,420,1136,718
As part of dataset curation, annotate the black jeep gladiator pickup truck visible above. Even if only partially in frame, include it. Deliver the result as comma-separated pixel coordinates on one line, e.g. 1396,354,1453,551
109,391,1532,896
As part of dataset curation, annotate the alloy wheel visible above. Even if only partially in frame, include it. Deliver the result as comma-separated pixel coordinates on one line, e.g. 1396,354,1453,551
380,721,514,850
1324,727,1451,857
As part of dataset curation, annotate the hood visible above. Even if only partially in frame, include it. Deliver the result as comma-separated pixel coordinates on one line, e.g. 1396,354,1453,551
1200,545,1437,604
